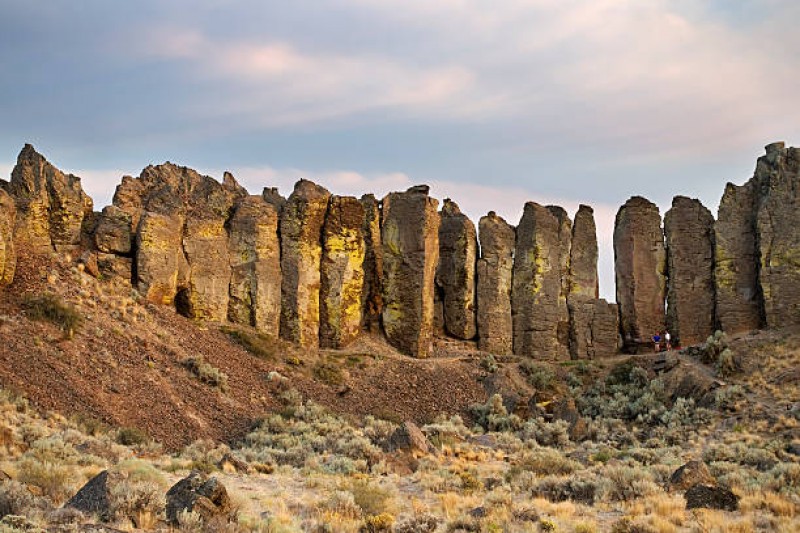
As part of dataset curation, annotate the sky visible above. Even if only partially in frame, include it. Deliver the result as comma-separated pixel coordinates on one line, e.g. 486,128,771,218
1,0,799,300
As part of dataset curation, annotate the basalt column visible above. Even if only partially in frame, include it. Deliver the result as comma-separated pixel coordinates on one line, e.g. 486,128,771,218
547,206,572,353
381,186,440,358
614,196,666,349
227,196,281,336
754,143,800,328
714,181,762,333
476,212,515,354
320,196,366,349
568,205,599,300
512,202,568,359
0,189,16,286
279,180,331,348
664,196,715,346
360,194,384,333
436,199,477,340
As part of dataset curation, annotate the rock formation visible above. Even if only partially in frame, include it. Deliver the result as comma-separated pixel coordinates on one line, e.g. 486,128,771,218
279,180,331,348
476,212,515,354
94,205,133,255
227,196,281,336
614,196,667,349
136,210,187,305
436,199,477,340
714,181,762,333
664,196,716,346
0,189,16,286
320,195,366,349
568,205,599,300
381,185,440,358
6,144,92,250
360,194,383,333
512,202,568,359
753,143,800,328
547,206,572,353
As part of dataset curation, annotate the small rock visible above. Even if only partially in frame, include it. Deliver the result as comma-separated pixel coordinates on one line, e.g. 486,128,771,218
668,461,715,492
385,421,433,456
79,251,100,278
165,471,236,526
685,484,739,511
64,470,116,521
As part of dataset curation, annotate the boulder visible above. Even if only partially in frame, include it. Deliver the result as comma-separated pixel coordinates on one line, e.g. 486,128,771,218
279,180,331,348
64,470,117,521
551,397,588,441
227,196,281,336
754,143,800,328
436,199,477,340
714,181,762,333
512,202,568,359
567,297,619,359
320,195,366,349
0,189,16,287
165,472,235,526
568,205,599,300
385,421,433,456
360,194,384,333
664,196,716,346
7,144,92,250
94,206,132,255
614,196,667,349
381,185,440,358
668,461,715,492
685,484,739,511
476,212,515,354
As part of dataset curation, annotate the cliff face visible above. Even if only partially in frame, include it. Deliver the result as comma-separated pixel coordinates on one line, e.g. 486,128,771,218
3,142,800,358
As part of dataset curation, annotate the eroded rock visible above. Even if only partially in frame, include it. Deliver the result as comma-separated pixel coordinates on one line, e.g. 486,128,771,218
94,206,132,255
360,194,383,333
227,196,281,336
165,472,236,526
280,180,331,348
437,199,477,340
320,195,365,349
0,189,16,287
569,205,599,300
614,196,667,349
512,202,568,359
381,185,440,358
664,196,715,346
567,297,620,359
476,212,515,355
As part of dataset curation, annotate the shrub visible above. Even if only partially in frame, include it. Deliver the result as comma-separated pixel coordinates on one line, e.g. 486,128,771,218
600,465,659,501
313,360,345,386
395,514,440,533
362,513,395,532
519,361,555,390
714,385,745,412
16,458,78,505
116,426,149,446
221,326,276,360
480,355,498,373
350,480,395,517
471,394,522,432
520,418,571,448
22,293,82,337
0,481,37,520
533,476,597,505
519,448,580,475
717,348,741,377
109,479,163,528
182,356,229,392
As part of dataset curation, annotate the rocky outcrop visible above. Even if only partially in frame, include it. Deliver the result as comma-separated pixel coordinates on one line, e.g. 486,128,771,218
320,195,366,349
668,461,715,493
6,144,92,250
360,194,383,333
65,470,116,521
165,472,236,526
0,189,16,287
279,180,331,348
512,202,568,359
715,181,762,333
94,206,133,255
685,484,739,511
567,298,619,359
568,205,599,300
382,186,440,358
664,197,715,346
547,206,572,353
754,143,800,328
436,199,477,340
614,197,667,348
476,212,515,354
227,196,281,335
136,210,187,305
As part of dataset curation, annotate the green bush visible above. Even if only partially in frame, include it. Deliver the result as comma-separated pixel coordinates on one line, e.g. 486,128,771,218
519,361,555,390
22,293,82,337
313,360,345,386
116,427,149,447
181,356,229,392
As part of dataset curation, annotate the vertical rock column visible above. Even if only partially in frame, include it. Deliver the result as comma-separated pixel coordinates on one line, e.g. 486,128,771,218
381,185,440,358
0,189,16,286
614,196,666,348
228,196,281,336
664,196,716,346
360,194,384,333
476,212,515,354
714,181,762,333
568,205,599,300
512,202,568,359
279,180,331,348
755,143,800,328
136,208,187,305
547,206,572,353
436,199,477,340
320,196,366,349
